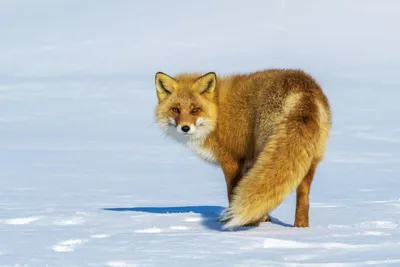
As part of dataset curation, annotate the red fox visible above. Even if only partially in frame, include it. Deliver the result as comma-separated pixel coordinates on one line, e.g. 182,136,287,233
154,69,332,229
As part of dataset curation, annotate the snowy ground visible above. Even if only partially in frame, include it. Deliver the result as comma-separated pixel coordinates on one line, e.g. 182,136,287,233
1,1,400,267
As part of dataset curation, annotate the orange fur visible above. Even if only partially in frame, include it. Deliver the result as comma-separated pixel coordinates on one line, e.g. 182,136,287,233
154,69,332,229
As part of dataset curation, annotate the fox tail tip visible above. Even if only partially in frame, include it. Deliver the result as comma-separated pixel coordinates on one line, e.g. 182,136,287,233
219,208,246,230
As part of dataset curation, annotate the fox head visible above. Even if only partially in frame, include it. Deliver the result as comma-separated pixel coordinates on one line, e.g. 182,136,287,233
154,72,218,141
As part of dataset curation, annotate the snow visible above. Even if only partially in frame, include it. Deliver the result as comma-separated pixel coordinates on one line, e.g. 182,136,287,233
1,1,400,266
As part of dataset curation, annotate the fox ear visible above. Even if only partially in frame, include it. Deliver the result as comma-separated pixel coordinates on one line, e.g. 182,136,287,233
155,72,178,102
192,72,217,95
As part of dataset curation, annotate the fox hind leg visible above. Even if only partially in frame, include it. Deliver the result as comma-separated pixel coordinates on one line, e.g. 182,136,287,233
294,158,320,227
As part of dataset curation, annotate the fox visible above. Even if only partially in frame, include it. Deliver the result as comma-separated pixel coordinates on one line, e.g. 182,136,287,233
154,69,332,229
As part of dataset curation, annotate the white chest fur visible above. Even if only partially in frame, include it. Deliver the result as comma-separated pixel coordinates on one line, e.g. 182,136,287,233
166,127,217,164
186,139,217,164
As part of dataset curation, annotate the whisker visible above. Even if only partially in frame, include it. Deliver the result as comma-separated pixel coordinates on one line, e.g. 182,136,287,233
148,120,157,128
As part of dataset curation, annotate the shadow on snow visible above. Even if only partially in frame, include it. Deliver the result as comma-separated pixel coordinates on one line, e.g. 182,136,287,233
103,205,292,231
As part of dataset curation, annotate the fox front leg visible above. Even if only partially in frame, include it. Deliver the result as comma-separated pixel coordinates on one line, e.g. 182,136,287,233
217,154,243,223
220,156,243,205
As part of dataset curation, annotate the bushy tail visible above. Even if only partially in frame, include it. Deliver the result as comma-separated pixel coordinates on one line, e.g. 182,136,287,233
222,109,320,229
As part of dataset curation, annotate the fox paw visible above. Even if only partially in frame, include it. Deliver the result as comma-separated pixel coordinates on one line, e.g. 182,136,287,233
242,215,269,227
294,220,309,227
243,221,261,227
262,214,271,222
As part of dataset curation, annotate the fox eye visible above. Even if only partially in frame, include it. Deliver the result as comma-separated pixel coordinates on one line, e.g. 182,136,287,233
172,107,180,114
191,108,200,114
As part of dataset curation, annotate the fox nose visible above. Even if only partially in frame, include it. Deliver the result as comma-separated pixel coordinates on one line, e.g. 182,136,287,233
181,125,190,133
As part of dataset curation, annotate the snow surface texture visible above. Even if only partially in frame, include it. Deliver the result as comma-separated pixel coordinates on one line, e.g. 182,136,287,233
1,1,400,266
